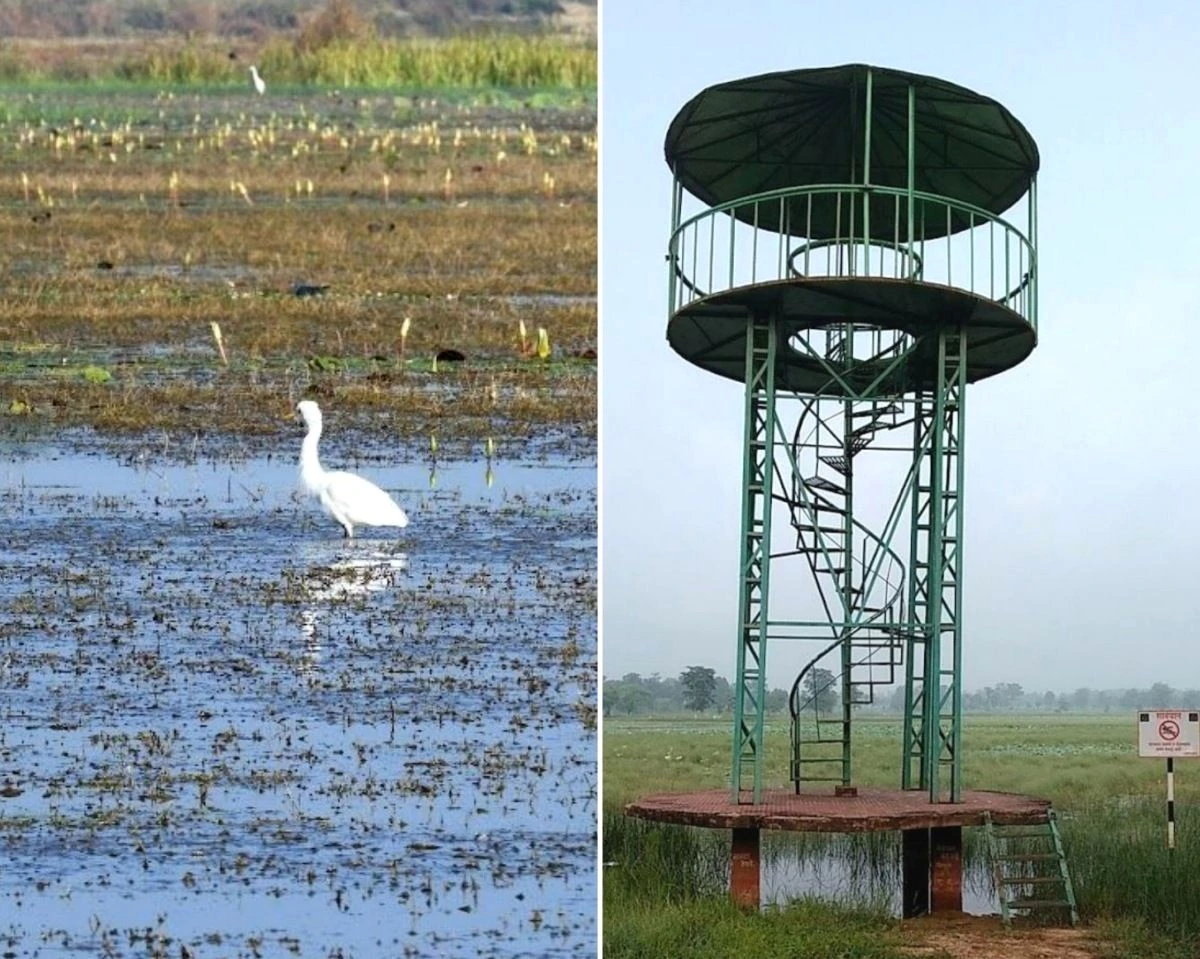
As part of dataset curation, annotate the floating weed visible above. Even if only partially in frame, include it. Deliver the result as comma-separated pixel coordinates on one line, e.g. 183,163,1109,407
80,365,112,384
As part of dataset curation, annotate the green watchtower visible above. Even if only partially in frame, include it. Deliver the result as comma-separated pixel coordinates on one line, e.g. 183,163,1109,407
665,64,1039,805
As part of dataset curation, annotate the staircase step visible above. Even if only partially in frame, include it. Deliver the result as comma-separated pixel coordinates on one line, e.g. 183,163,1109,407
805,476,846,494
998,876,1064,885
852,403,900,419
994,853,1060,862
1007,899,1073,910
819,454,850,475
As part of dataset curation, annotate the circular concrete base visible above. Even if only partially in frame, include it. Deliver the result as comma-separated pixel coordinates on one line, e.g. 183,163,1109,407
625,787,1051,833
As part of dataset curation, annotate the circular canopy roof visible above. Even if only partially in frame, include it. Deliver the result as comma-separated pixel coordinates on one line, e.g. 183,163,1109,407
665,64,1039,238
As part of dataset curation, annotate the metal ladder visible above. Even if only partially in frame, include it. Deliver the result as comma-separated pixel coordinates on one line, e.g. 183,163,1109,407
984,810,1078,926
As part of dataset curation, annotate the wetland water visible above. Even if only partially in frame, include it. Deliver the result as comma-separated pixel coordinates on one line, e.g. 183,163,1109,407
764,845,995,916
0,439,596,957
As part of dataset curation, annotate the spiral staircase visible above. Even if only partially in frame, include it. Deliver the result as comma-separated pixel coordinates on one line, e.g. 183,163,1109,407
784,324,915,792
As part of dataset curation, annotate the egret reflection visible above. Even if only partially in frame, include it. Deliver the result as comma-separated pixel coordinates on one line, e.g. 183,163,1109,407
296,548,408,674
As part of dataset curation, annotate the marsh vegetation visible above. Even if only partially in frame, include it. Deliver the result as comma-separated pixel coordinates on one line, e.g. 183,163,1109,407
0,56,596,957
0,82,595,443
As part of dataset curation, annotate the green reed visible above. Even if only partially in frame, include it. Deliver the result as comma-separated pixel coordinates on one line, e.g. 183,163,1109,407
0,34,596,89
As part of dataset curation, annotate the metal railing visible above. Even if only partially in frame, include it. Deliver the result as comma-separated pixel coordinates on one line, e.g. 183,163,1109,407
668,183,1036,331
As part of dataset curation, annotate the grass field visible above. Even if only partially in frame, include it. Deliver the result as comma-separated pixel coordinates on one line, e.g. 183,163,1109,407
604,713,1200,958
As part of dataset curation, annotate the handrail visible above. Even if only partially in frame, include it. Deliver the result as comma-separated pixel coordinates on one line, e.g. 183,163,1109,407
998,270,1032,307
669,182,1031,252
789,236,924,281
672,263,707,300
667,181,1037,332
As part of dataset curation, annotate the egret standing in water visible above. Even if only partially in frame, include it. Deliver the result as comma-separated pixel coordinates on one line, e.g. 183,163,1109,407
249,65,266,95
296,400,409,538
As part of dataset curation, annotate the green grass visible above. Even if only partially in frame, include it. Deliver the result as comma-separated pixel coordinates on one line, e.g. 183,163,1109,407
604,713,1200,957
603,896,928,959
1065,800,1200,940
604,713,1190,807
1096,918,1200,959
603,815,923,959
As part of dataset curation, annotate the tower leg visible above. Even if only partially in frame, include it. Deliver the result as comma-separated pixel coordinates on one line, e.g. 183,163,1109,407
930,826,964,911
731,314,777,803
730,827,761,908
902,329,966,802
901,828,929,917
902,825,963,916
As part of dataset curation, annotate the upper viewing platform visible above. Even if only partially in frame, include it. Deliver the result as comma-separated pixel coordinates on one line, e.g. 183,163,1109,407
664,64,1040,394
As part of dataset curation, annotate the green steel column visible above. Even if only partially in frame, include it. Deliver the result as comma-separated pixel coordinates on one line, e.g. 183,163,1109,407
731,312,777,803
913,329,967,803
933,331,966,801
922,334,948,802
1030,177,1038,331
836,69,874,785
900,330,968,802
667,176,682,315
901,395,927,790
900,81,923,793
840,381,854,787
950,347,966,801
905,83,915,267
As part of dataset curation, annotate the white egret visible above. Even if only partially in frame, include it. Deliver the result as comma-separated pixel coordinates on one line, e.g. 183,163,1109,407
296,400,409,538
249,65,266,95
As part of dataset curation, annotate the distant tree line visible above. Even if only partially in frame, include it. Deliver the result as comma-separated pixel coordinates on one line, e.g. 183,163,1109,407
603,669,1200,717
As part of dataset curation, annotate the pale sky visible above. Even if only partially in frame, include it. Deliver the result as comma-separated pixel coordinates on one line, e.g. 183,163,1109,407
600,0,1200,691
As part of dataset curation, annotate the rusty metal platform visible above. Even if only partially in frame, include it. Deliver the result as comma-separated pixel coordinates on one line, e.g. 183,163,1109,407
625,787,1051,833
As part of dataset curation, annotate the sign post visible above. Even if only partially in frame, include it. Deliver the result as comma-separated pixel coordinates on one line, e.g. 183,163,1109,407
1138,709,1200,852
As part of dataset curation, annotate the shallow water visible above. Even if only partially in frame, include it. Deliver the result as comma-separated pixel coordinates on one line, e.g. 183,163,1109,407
0,443,597,956
764,848,997,916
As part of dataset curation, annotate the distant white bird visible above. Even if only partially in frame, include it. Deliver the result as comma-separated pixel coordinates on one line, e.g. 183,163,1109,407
249,65,266,95
296,400,409,538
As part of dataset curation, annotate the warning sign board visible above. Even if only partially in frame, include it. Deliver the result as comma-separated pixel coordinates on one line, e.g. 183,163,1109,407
1138,709,1200,758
